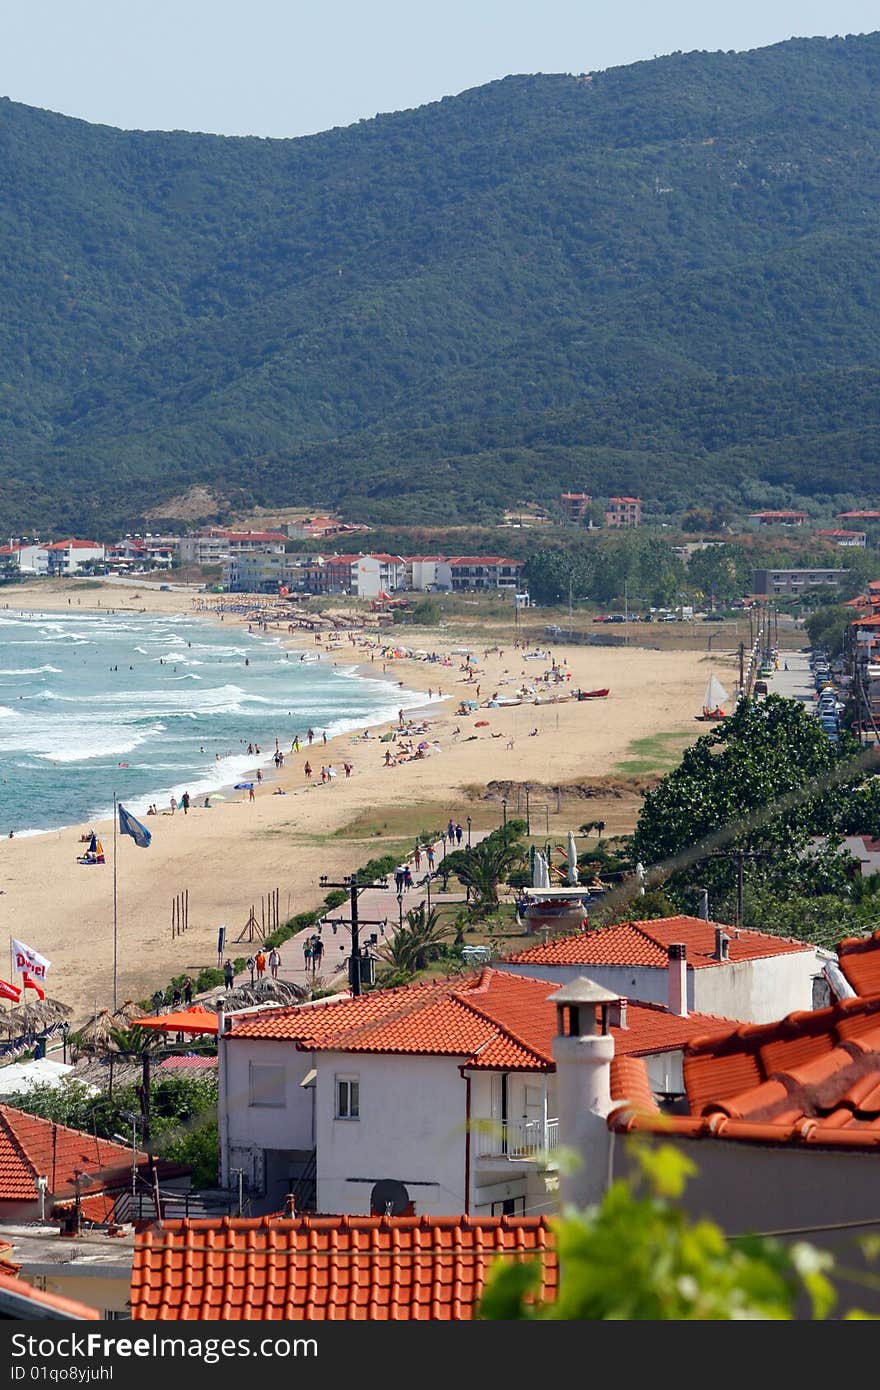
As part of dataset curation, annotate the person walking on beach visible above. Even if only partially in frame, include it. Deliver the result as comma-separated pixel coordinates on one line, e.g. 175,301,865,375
307,728,314,745
268,946,281,980
455,823,463,846
255,949,266,980
447,819,455,842
395,865,406,893
248,785,256,802
170,795,178,815
224,959,234,989
181,791,190,815
426,843,435,873
304,761,312,780
292,735,300,753
404,865,413,890
414,844,422,872
312,935,324,971
322,731,328,746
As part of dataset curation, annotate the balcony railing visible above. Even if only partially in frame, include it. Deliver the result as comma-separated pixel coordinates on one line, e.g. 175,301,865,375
475,1118,559,1161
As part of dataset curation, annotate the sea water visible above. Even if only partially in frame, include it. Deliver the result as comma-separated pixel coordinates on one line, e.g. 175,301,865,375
0,608,426,834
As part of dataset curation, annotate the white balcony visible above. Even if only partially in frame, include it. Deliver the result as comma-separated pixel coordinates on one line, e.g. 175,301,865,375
474,1118,559,1164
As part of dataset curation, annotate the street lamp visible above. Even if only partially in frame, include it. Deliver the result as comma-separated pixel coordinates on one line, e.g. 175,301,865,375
466,816,472,849
441,831,447,860
397,888,404,933
501,798,508,843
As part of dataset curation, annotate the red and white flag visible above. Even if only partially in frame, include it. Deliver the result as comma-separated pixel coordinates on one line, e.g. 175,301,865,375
0,978,21,1003
11,939,51,981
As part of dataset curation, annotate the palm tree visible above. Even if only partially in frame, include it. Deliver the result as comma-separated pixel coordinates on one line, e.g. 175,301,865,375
378,904,449,978
455,839,525,912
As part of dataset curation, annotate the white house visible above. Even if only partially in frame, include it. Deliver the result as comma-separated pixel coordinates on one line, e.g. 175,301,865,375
407,557,445,591
44,540,105,575
435,557,524,593
497,915,824,1024
0,543,48,575
218,969,736,1219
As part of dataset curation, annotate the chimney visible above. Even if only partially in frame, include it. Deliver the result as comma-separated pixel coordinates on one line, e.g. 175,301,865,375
696,888,709,921
549,977,619,1211
714,927,730,961
667,943,688,1017
608,997,628,1030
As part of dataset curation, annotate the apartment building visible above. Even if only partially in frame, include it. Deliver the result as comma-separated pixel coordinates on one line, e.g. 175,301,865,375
604,497,641,528
752,567,847,597
179,529,287,568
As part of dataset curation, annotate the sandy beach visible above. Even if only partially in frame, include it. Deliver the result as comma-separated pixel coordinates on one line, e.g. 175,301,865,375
0,579,731,1021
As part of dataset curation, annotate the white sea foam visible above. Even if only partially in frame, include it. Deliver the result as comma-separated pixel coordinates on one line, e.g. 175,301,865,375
0,664,62,675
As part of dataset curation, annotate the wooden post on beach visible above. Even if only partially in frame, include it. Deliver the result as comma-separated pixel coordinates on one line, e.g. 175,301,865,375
184,889,189,935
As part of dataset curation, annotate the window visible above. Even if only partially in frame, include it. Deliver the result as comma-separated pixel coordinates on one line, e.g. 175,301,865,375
491,1197,525,1216
249,1062,285,1108
336,1075,360,1119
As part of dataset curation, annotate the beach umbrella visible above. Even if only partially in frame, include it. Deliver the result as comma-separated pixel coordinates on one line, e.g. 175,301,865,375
567,831,580,886
206,792,226,801
234,782,254,790
112,1000,146,1025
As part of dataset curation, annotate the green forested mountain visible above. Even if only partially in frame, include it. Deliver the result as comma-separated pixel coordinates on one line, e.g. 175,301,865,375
4,33,880,535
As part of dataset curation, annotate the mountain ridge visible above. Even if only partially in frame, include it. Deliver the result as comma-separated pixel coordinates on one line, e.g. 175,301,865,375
2,33,880,535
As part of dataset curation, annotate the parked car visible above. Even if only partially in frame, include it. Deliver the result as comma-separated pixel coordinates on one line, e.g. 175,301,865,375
753,680,769,696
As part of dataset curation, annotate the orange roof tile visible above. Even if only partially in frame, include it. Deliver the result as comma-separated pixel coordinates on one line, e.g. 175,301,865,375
837,932,880,996
0,1105,143,1204
503,915,810,970
0,1271,100,1319
226,970,733,1069
130,1214,557,1320
610,993,880,1151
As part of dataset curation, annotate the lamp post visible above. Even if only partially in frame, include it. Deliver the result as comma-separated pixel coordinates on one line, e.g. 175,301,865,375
441,831,447,860
524,785,531,835
397,888,404,934
501,798,508,843
467,816,472,849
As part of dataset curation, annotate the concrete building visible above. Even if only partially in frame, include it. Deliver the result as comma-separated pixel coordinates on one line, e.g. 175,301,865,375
436,557,524,592
752,567,847,597
497,915,824,1024
559,492,592,522
0,542,48,574
748,510,808,526
218,969,730,1219
604,497,641,528
406,556,445,591
44,540,106,575
815,529,867,547
179,529,287,569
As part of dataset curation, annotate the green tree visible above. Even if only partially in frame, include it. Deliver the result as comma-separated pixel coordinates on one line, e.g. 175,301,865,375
453,838,526,912
479,1143,843,1320
376,903,449,984
631,694,880,910
805,603,851,659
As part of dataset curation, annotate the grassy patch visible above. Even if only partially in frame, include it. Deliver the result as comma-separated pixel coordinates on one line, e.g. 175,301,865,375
614,730,694,777
333,801,504,841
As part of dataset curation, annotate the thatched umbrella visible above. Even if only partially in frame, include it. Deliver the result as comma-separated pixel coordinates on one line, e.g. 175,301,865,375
112,1000,146,1025
71,1007,117,1054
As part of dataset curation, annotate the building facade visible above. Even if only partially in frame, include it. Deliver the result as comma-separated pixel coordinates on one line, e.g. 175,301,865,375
604,497,641,528
752,568,847,597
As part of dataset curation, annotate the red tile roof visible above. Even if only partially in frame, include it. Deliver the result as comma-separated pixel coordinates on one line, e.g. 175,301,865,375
837,932,880,997
226,969,731,1067
503,916,810,970
44,539,101,550
0,1105,143,1204
610,993,880,1150
130,1214,557,1320
157,1055,218,1072
448,556,521,566
0,1271,100,1319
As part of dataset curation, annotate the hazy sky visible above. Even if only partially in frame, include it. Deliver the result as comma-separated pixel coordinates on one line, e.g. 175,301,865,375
3,1,879,138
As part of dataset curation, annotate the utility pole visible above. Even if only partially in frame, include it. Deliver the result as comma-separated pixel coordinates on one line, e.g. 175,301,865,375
524,785,531,835
738,641,745,700
319,872,389,996
709,848,768,928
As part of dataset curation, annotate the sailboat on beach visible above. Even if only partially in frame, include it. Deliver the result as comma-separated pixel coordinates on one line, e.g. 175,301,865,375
698,673,730,722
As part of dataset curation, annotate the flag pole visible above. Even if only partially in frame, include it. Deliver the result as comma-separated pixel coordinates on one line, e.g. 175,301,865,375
113,792,118,1011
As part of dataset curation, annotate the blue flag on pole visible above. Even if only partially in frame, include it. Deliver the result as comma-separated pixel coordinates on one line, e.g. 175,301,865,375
118,804,152,848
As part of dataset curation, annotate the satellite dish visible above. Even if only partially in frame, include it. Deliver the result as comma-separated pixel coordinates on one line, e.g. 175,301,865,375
370,1179,410,1216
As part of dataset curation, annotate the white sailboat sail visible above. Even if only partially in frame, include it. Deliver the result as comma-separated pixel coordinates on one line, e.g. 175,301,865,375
703,674,730,711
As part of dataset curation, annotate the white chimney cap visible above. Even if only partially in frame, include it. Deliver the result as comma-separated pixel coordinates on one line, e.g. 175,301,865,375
548,977,620,1006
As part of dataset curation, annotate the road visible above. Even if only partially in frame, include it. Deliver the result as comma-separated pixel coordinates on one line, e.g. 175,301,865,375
765,649,814,707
